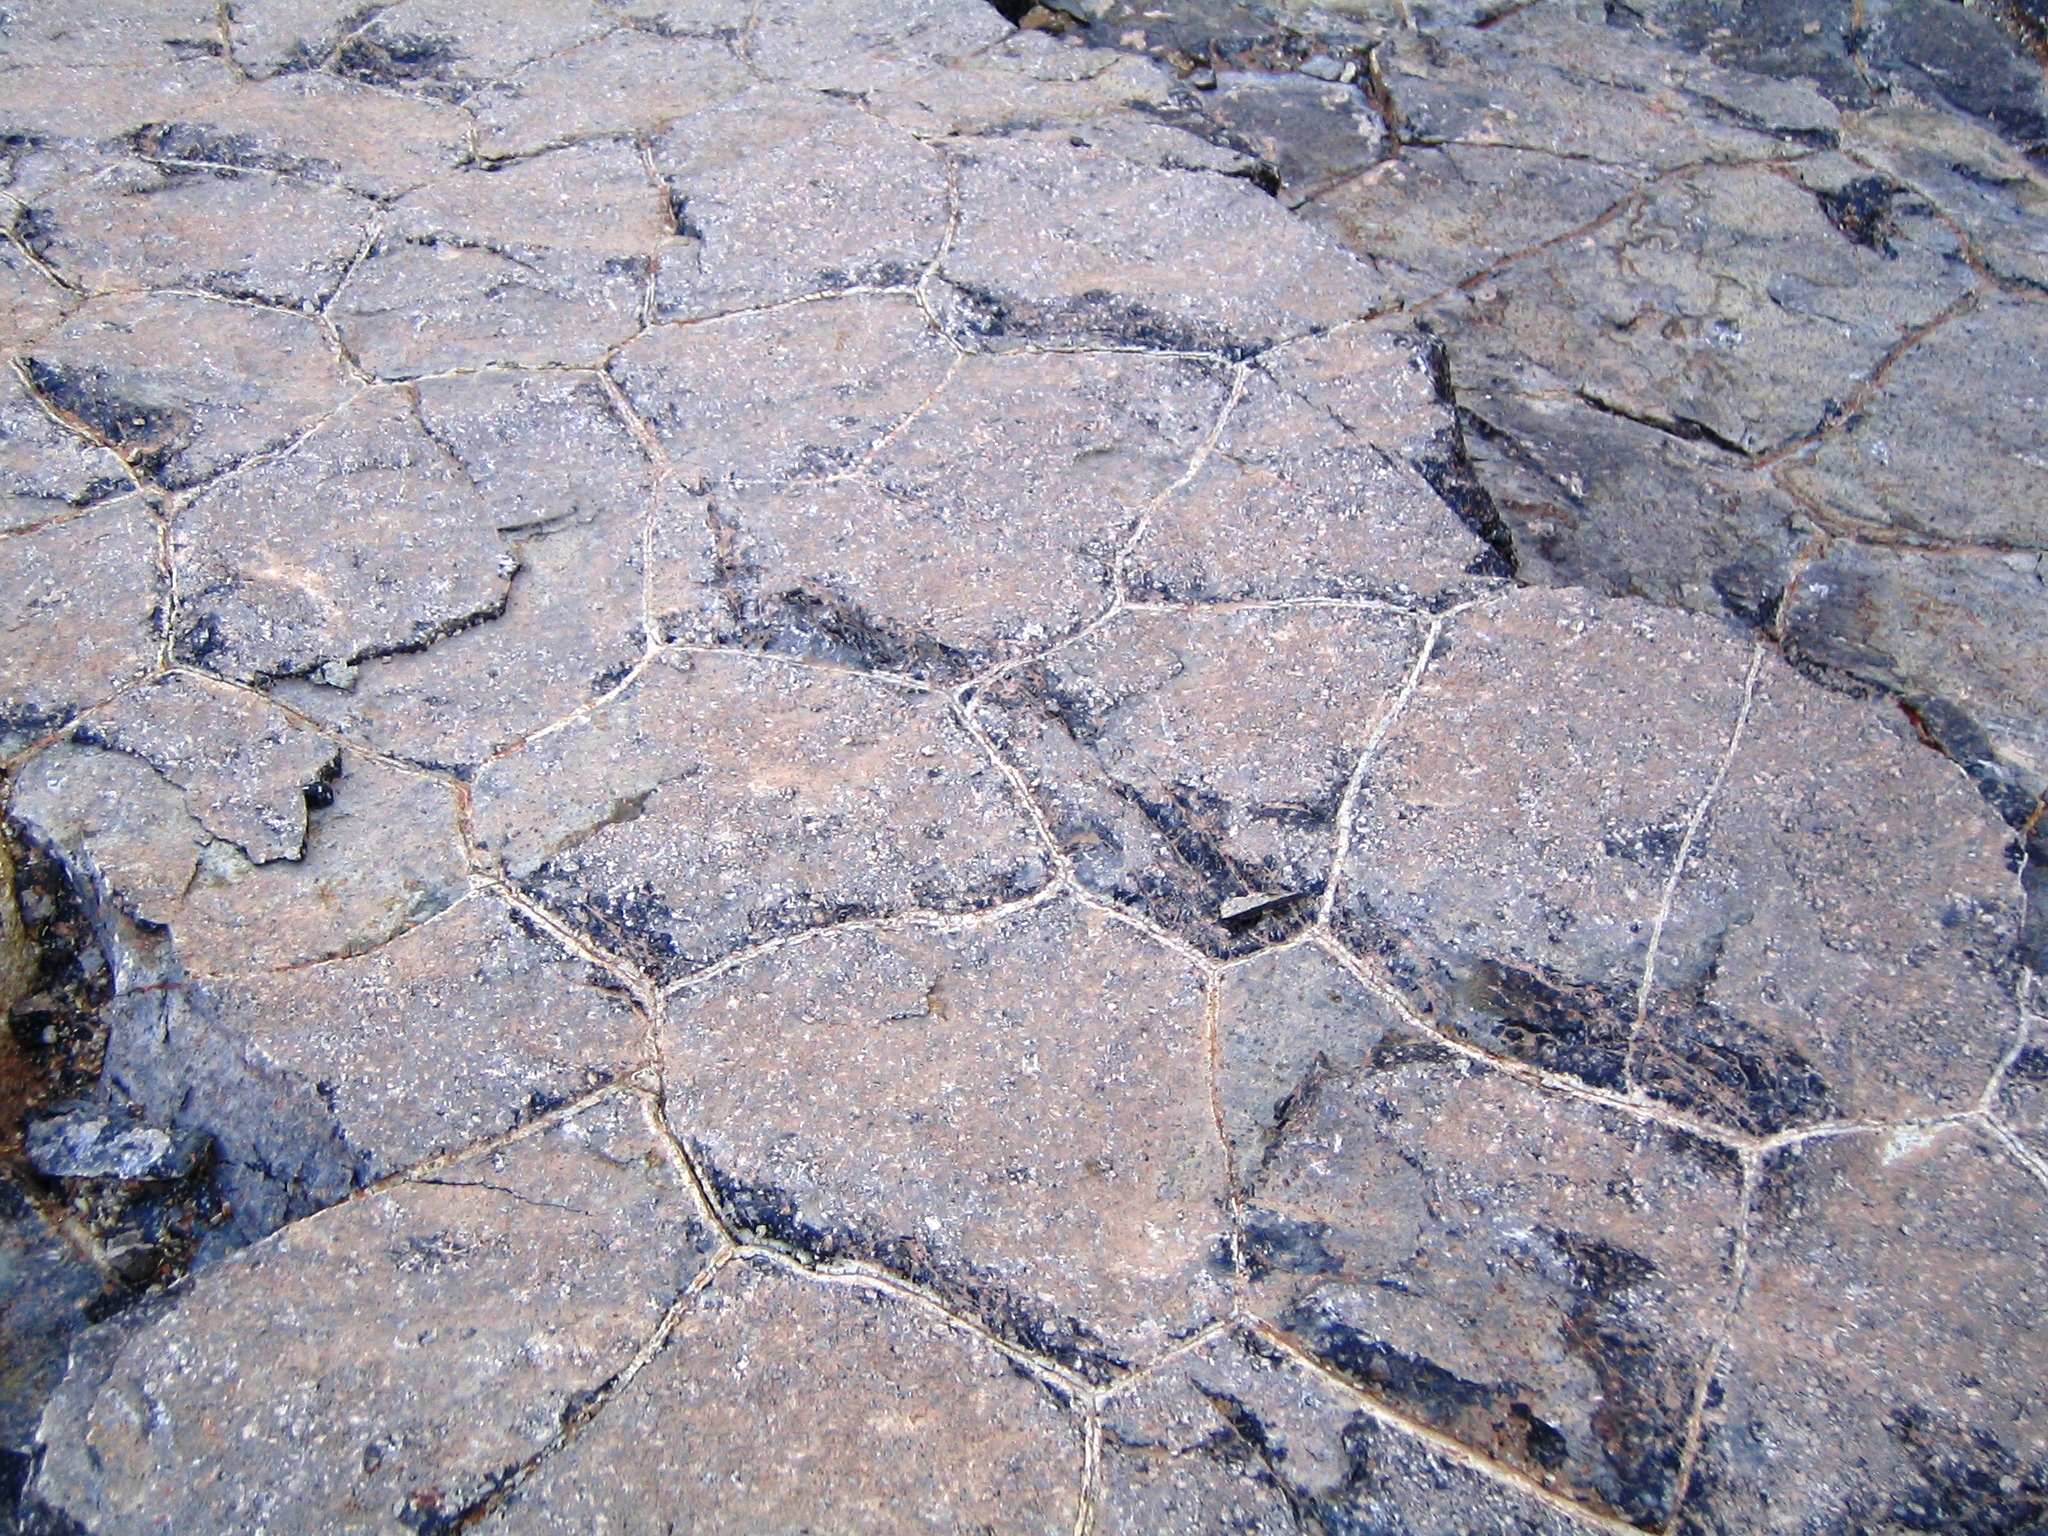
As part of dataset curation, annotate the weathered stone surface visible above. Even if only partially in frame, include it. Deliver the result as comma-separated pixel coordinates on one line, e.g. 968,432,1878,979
671,349,1228,674
0,498,162,757
172,386,512,684
331,0,613,102
331,143,662,377
976,607,1423,955
9,738,467,981
30,1092,712,1535
1681,1125,2048,1535
1842,107,2048,290
936,136,1387,356
1640,656,2025,1132
1336,588,1755,1089
649,88,949,322
747,0,1013,94
0,367,128,534
0,244,76,354
1103,1326,1597,1536
662,900,1228,1372
1214,941,1410,1178
870,28,1179,140
75,673,339,864
1133,328,1501,606
23,292,352,490
612,292,957,492
0,1183,100,1452
1782,543,2048,814
1998,1016,2048,1162
1787,292,2048,550
1245,1033,1744,1527
27,160,372,309
469,28,751,158
25,1102,205,1181
469,649,1048,980
487,1260,1082,1533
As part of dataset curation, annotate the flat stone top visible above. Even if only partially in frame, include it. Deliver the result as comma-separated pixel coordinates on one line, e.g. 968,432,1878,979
0,1,2041,1533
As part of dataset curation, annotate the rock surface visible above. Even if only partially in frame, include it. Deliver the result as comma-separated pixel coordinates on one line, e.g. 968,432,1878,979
0,0,2040,1530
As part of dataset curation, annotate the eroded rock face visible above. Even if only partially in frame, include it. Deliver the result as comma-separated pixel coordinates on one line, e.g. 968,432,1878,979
0,0,2039,1530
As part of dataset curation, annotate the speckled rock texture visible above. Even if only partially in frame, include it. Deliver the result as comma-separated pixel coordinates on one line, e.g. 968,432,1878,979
0,0,2040,1531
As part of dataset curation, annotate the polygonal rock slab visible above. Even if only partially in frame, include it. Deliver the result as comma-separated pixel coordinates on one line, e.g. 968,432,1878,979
108,894,641,1209
9,737,468,981
662,899,1229,1375
30,1092,712,1535
331,143,662,376
26,159,373,309
269,371,653,767
1214,942,1411,1180
936,137,1387,358
975,606,1425,956
1639,655,2025,1133
1785,292,2048,549
1245,1032,1744,1528
1103,1326,1600,1536
469,29,750,158
0,366,128,533
1132,328,1500,607
611,292,956,493
486,1260,1083,1533
1428,161,1972,456
1841,107,2048,292
1998,1022,2048,1162
1334,589,1756,1090
468,649,1049,981
0,498,162,756
172,386,512,683
1681,1125,2048,1535
868,29,1178,142
746,0,1012,95
329,0,613,102
22,292,353,489
0,242,76,353
681,349,1230,676
648,87,949,322
1781,542,2048,816
74,672,339,863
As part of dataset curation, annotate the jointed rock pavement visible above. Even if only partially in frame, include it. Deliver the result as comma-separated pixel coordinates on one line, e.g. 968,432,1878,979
0,0,2042,1531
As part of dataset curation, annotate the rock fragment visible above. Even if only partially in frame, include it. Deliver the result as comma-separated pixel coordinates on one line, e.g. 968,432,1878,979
0,366,129,533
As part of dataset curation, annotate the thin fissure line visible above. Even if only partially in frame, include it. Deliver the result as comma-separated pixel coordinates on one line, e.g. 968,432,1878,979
1071,1411,1104,1536
1662,1147,1759,1536
1626,642,1766,1082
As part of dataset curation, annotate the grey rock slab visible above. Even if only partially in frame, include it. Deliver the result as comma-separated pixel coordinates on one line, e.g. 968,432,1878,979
1245,1032,1744,1528
611,292,957,491
1199,68,1387,205
1427,161,1974,456
1785,291,2048,550
1307,144,1645,305
74,672,340,864
0,497,162,758
936,135,1389,358
1841,107,2048,291
0,1182,100,1452
747,0,1013,95
1459,383,1805,624
670,349,1230,676
331,0,614,102
468,648,1049,981
0,0,221,71
661,898,1229,1373
648,87,949,323
1134,326,1501,606
1639,654,2026,1133
0,365,129,534
9,737,468,979
469,28,750,158
27,159,372,310
1998,1026,2048,1162
1680,1124,2048,1535
331,142,663,377
0,58,240,145
869,29,1179,140
128,75,474,201
24,1102,205,1181
0,242,77,353
485,1259,1083,1534
30,1091,712,1536
1335,588,1756,1090
172,386,512,684
22,291,354,490
974,606,1424,957
1214,941,1412,1182
170,893,641,1186
1782,543,2048,814
1103,1326,1601,1536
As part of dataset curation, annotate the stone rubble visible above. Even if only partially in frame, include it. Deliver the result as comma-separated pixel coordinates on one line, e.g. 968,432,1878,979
0,0,2040,1531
